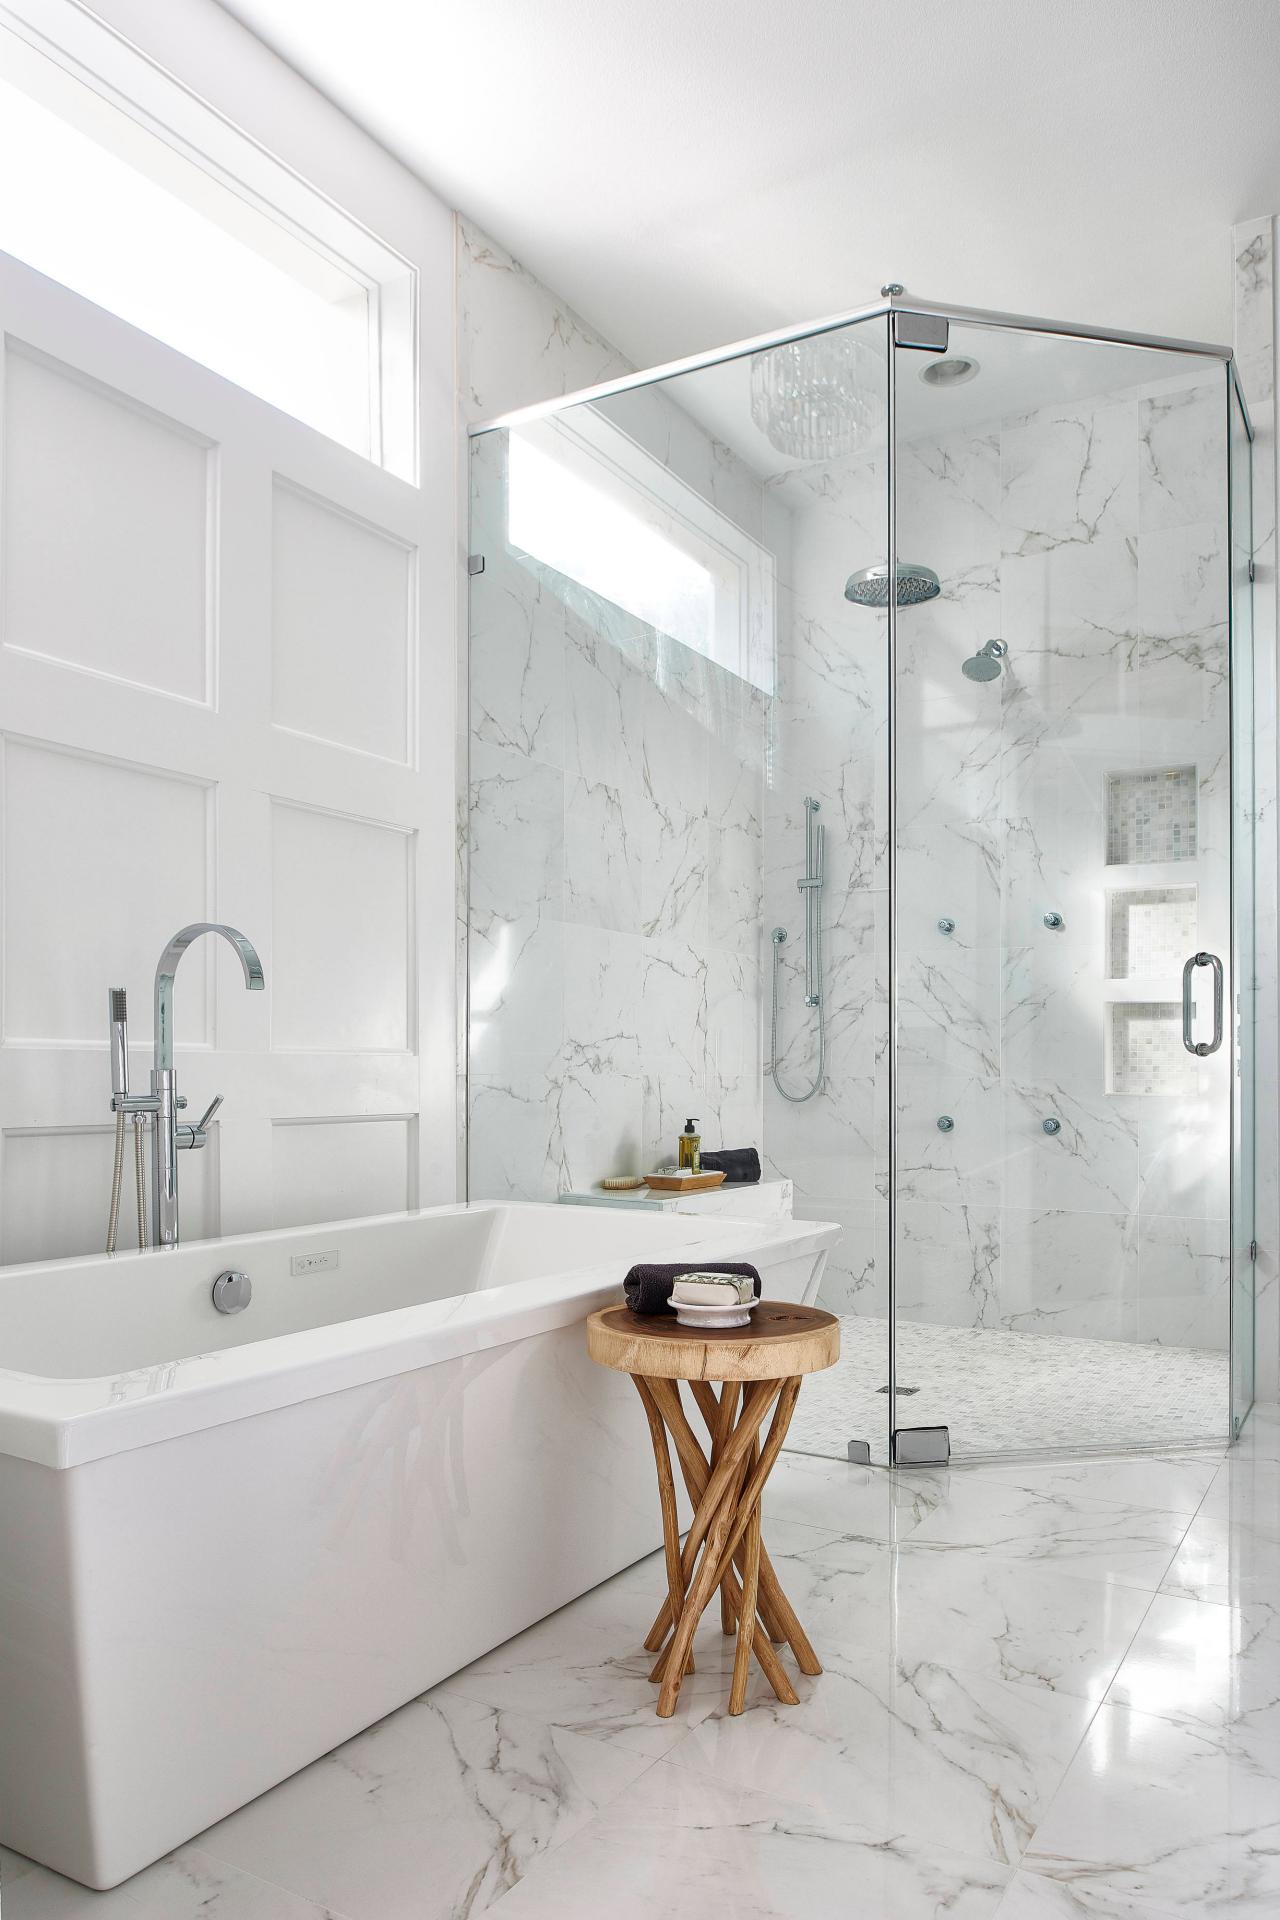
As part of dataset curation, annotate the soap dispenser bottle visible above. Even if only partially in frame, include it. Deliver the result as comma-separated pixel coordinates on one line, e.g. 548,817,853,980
678,1117,702,1174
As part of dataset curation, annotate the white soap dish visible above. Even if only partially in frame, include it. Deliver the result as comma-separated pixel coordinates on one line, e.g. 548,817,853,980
672,1297,757,1330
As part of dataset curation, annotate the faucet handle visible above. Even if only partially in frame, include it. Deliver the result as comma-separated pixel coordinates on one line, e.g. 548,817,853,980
197,1095,224,1131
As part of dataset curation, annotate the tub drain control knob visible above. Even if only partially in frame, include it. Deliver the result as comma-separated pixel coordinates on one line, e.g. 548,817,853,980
212,1269,252,1315
1042,1117,1062,1136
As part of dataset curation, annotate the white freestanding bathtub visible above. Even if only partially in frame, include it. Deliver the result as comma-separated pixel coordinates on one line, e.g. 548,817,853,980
0,1200,837,1888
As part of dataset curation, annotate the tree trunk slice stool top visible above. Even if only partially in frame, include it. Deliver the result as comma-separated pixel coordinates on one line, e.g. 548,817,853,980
586,1302,840,1718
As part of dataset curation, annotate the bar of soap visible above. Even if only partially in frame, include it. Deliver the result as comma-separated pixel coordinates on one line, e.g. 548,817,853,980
671,1271,755,1306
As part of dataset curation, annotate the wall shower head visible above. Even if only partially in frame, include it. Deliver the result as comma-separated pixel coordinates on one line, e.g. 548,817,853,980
843,562,940,609
961,638,1007,682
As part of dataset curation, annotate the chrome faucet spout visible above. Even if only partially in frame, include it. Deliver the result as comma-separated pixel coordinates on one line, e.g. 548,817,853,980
153,922,264,1072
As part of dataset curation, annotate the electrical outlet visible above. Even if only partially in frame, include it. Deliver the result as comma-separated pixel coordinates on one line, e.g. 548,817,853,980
290,1248,338,1277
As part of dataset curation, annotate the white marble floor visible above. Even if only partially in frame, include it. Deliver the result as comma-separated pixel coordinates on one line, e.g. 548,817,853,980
785,1314,1230,1464
3,1403,1277,1920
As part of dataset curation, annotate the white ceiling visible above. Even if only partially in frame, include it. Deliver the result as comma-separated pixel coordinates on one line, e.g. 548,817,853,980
218,0,1280,373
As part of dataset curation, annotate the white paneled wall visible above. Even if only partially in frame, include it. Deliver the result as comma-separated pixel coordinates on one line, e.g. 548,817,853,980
0,228,452,1262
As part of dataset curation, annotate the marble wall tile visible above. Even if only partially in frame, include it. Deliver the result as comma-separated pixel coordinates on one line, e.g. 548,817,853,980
705,948,762,1109
640,788,709,943
469,1058,570,1200
1139,380,1228,532
1002,1083,1140,1217
1001,400,1139,556
999,535,1141,753
469,911,565,1079
895,1199,1002,1329
805,1202,883,1315
563,775,643,933
1002,941,1107,1102
998,1206,1138,1342
1137,1213,1231,1351
1137,1100,1231,1221
457,217,631,424
469,742,564,922
1137,523,1229,729
893,1072,1006,1210
470,553,567,766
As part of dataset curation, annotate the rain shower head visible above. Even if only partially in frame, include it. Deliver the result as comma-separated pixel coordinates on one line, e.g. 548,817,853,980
961,638,1008,682
843,562,940,609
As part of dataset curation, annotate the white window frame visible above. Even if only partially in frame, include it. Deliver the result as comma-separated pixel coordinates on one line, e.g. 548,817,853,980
0,0,418,479
510,405,777,694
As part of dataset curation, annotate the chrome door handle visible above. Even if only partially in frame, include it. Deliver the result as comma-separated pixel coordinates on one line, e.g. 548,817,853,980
1182,952,1224,1057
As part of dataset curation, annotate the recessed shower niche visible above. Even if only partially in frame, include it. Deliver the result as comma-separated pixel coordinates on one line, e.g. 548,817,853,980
1108,1001,1199,1096
1105,766,1198,866
1107,885,1198,978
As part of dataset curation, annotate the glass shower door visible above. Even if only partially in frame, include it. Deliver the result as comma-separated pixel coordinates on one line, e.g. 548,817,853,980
889,316,1239,1460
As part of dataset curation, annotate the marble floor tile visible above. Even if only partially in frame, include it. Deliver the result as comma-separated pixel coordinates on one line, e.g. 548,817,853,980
1235,1402,1280,1460
1022,1704,1280,1916
905,1475,1192,1589
1103,1590,1280,1737
766,1534,1153,1705
953,1451,1222,1518
661,1647,1099,1867
194,1689,652,1920
438,1609,722,1757
491,1760,1014,1920
994,1869,1185,1917
763,1448,945,1541
1159,1503,1280,1607
1197,1450,1280,1535
0,1847,341,1920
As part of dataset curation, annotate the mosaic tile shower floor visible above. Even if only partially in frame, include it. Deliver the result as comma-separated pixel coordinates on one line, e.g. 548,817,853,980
785,1314,1230,1464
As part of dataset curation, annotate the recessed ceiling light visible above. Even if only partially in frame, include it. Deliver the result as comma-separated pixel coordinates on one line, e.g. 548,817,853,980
920,356,980,387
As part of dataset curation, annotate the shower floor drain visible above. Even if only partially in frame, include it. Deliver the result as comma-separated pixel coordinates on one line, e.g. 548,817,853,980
876,1385,920,1395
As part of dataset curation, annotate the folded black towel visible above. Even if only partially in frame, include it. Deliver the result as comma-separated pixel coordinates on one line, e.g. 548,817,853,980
699,1148,761,1186
623,1261,762,1317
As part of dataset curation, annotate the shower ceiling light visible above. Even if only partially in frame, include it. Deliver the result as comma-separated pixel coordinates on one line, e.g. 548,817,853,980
920,355,980,387
750,331,885,461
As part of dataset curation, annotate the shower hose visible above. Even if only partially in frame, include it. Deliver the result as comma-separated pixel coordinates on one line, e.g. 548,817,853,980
106,1111,149,1253
768,924,826,1103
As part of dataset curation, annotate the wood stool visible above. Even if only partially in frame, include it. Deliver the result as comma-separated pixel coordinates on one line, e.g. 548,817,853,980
586,1301,839,1718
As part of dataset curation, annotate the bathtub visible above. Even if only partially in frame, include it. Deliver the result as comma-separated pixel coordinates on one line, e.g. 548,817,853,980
0,1200,838,1888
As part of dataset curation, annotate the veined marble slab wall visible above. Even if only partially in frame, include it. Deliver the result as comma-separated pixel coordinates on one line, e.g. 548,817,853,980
458,219,771,1196
1234,215,1279,1401
771,361,1238,1356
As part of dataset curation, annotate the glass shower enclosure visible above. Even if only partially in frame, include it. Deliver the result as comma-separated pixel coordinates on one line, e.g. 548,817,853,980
465,291,1256,1466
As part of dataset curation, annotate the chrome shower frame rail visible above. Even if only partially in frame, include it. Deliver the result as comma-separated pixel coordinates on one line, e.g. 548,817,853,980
468,290,1245,441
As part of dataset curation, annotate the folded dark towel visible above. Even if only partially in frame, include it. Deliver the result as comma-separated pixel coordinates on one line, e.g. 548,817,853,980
699,1148,761,1186
623,1261,762,1317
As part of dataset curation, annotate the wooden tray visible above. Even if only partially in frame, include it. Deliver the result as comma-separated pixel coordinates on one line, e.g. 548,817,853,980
644,1171,728,1192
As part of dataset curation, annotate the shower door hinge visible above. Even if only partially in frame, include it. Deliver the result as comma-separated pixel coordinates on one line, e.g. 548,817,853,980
893,312,949,354
467,553,486,576
1248,558,1256,583
1250,1239,1258,1261
893,1425,951,1467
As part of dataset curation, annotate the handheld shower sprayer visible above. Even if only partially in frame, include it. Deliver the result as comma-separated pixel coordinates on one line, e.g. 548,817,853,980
109,988,128,1100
